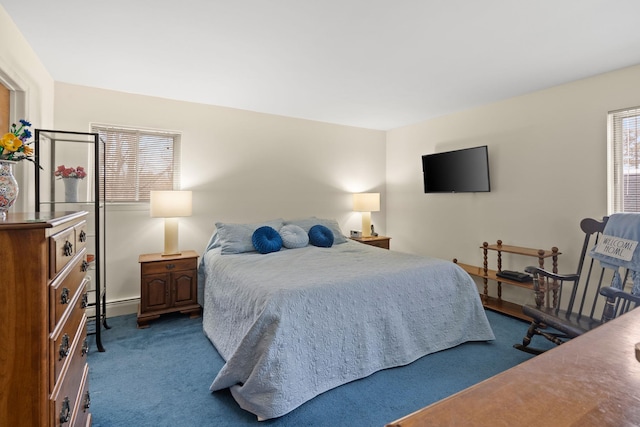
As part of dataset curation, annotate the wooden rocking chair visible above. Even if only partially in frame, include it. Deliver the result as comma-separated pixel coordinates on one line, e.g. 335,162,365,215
514,217,640,355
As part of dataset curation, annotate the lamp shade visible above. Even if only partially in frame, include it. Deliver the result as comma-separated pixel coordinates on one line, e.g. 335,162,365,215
150,190,192,256
353,193,380,212
150,191,192,218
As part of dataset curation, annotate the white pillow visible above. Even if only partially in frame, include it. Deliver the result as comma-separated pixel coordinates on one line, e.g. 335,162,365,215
284,217,347,244
215,219,284,254
279,224,309,249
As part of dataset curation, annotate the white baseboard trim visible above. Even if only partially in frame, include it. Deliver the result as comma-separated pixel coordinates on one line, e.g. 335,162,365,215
86,298,139,318
107,298,140,317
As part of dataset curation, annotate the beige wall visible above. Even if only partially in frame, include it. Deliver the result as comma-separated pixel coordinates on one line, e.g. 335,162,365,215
54,83,387,310
6,0,640,312
386,64,640,305
0,6,54,211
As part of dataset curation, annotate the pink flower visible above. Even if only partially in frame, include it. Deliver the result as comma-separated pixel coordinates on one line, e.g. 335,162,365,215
54,165,87,179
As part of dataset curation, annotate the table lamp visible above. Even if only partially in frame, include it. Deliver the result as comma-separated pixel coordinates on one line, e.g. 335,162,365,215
150,190,192,256
353,193,380,237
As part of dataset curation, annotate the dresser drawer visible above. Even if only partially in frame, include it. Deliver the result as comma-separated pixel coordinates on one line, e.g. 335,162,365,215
141,257,197,275
50,251,88,331
51,287,87,388
72,364,91,427
50,320,88,427
50,227,78,278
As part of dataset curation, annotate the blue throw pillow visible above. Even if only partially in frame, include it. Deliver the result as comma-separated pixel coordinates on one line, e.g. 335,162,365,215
308,224,334,248
252,226,283,254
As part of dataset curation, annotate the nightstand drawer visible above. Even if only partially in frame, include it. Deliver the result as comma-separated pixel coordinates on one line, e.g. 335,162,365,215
141,258,197,275
351,236,391,250
365,239,389,249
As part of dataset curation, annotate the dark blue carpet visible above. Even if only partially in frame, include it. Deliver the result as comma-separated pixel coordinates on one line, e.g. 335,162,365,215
88,310,549,426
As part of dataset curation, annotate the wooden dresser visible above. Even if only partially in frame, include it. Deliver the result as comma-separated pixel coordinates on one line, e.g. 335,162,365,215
0,211,92,426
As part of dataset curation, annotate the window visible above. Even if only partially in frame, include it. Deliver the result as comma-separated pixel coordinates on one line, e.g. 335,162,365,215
92,124,181,202
608,107,640,213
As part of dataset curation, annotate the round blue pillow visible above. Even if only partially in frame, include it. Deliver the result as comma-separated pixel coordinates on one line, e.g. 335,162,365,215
308,224,334,248
252,226,283,254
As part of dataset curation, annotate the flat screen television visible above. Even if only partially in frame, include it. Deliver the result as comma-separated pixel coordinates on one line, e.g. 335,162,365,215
422,145,490,193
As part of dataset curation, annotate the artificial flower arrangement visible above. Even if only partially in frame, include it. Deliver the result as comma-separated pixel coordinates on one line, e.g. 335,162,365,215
54,165,87,179
0,119,37,163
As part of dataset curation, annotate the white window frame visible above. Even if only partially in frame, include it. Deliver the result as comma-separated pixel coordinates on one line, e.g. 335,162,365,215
608,106,640,214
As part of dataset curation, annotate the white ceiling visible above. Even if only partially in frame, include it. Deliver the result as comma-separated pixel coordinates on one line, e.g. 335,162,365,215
3,1,640,130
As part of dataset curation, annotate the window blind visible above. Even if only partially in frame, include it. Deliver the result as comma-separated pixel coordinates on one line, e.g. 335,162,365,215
609,106,640,213
92,125,181,202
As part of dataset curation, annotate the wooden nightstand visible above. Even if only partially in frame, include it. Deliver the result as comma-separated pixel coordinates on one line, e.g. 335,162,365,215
351,235,391,250
137,250,201,328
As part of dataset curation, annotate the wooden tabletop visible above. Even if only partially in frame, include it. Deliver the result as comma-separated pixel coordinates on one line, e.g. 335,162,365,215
0,211,87,230
138,250,198,263
386,308,640,427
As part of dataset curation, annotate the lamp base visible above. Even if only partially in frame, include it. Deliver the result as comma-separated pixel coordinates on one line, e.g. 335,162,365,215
361,212,372,237
163,217,180,256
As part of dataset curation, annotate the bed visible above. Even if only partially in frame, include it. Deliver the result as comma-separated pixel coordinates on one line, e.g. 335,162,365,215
198,218,495,420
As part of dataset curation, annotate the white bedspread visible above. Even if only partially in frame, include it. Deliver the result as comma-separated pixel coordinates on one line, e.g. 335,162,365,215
200,240,494,420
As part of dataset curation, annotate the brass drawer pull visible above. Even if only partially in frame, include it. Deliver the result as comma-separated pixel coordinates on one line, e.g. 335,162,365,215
60,396,72,423
63,240,73,257
59,334,70,361
81,292,88,309
83,390,91,411
79,230,87,242
166,263,175,270
60,287,70,305
81,337,89,356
